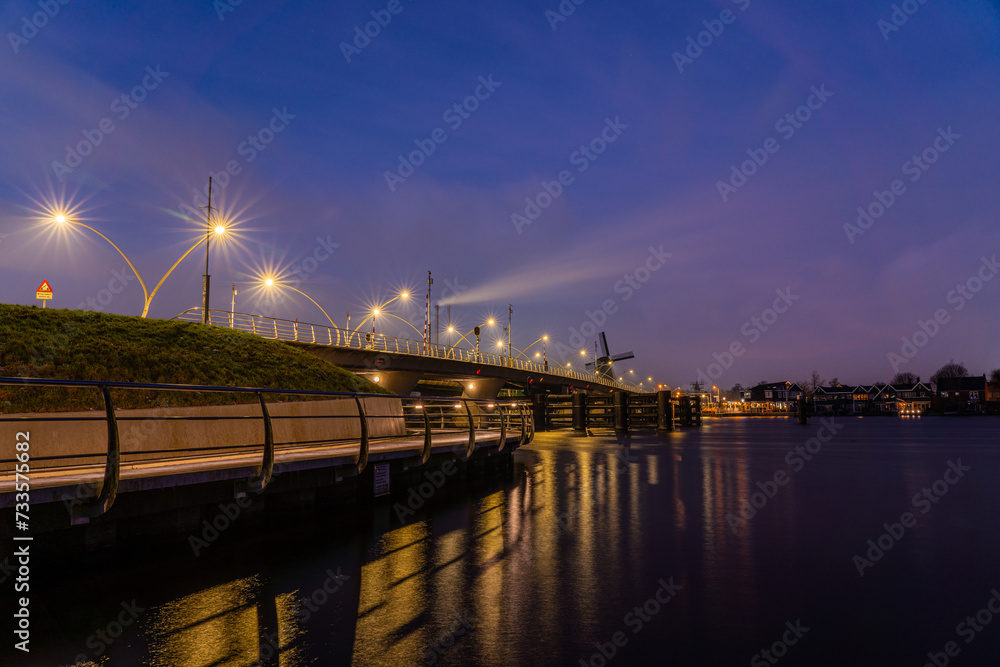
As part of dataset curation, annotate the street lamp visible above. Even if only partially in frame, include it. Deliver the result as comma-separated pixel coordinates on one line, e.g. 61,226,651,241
201,177,217,325
352,291,411,335
51,213,150,314
513,334,550,362
143,225,227,318
262,278,338,329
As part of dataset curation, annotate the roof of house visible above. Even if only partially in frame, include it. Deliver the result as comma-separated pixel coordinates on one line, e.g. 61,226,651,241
937,375,987,392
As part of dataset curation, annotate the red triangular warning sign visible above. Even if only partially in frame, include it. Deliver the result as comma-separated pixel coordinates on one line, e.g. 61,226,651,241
37,280,52,293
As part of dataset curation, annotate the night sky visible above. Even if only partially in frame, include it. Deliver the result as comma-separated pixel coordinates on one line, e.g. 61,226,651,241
1,0,997,389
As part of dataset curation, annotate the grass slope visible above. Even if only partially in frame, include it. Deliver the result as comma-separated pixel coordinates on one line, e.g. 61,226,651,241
0,304,384,412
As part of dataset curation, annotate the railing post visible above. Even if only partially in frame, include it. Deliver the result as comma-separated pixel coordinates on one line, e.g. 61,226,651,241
517,405,528,448
497,406,507,453
72,384,121,523
339,396,370,478
405,405,433,468
241,392,275,494
273,318,278,339
459,400,476,459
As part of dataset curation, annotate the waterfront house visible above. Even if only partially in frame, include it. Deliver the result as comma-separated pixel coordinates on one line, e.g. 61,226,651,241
936,375,989,413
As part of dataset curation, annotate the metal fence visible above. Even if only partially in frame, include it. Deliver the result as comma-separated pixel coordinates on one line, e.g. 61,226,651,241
0,377,532,523
174,308,638,392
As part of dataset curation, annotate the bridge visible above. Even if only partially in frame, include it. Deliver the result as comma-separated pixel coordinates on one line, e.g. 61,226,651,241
174,308,641,397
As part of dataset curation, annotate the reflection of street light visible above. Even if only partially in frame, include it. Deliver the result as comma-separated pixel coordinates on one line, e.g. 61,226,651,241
262,278,337,328
51,213,150,315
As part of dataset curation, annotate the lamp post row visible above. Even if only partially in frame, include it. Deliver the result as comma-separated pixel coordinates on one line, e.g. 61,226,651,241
46,201,651,388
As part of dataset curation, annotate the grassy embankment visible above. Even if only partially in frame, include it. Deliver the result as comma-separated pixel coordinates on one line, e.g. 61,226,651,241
0,304,385,413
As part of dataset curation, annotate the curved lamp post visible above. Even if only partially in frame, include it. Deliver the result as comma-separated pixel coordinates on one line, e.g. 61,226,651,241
53,214,149,314
262,278,338,328
352,292,410,334
142,227,227,318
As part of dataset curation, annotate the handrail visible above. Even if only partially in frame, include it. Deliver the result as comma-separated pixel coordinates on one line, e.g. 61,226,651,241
71,385,120,523
497,407,507,454
172,307,641,392
241,392,274,493
459,400,476,460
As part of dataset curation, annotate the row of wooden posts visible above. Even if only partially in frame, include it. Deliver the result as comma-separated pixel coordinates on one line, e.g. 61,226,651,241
530,390,703,435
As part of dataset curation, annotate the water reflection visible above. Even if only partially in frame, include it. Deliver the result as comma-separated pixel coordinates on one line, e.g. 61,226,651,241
16,419,1000,666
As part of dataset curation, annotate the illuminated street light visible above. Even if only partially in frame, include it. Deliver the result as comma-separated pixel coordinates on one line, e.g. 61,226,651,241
144,224,227,318
353,291,411,335
513,334,550,361
262,277,337,328
51,213,150,314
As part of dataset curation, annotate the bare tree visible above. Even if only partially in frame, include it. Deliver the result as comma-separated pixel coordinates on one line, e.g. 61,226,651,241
890,371,919,385
990,369,1000,384
930,360,968,388
797,371,824,397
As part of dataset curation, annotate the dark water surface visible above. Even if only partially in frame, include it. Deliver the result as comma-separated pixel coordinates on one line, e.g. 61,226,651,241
8,417,1000,666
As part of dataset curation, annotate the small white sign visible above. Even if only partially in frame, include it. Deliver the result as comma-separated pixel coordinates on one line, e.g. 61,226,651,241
373,463,390,497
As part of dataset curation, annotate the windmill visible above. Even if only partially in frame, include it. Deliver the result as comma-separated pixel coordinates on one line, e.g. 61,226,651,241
585,332,634,379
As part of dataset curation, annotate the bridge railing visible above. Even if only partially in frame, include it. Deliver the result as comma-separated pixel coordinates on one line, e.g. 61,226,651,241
173,308,637,391
0,377,533,523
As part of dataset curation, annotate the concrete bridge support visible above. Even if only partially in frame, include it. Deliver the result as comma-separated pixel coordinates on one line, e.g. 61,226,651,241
572,392,588,432
657,390,674,435
613,391,629,434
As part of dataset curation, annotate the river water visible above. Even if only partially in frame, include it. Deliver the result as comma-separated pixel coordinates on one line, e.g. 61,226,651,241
9,417,1000,666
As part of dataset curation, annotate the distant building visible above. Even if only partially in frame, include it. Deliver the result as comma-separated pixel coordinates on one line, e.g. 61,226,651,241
740,381,802,412
812,385,860,414
936,375,989,413
872,382,934,414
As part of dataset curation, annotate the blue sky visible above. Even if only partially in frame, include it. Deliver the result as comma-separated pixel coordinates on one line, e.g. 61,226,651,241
1,0,998,388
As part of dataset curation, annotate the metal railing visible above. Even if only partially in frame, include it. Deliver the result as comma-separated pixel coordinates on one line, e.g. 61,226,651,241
0,377,532,522
174,308,638,392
